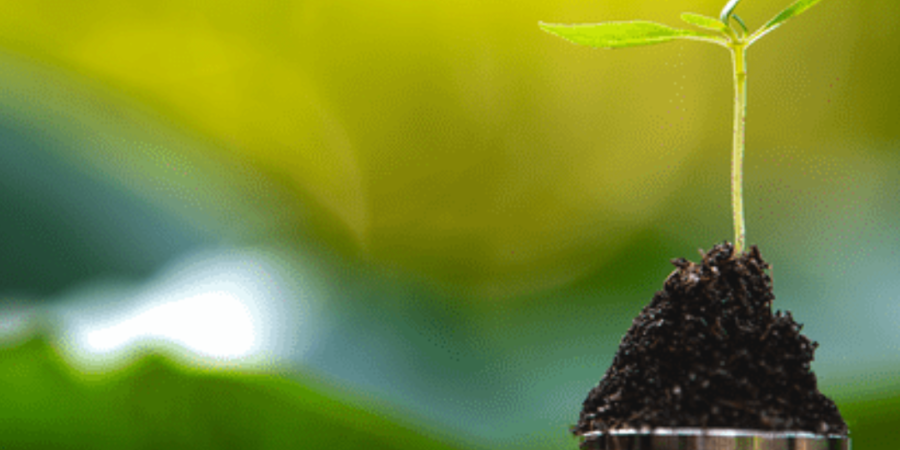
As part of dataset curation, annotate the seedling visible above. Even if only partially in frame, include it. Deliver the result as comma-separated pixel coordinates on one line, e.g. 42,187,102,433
540,2,849,441
540,0,825,255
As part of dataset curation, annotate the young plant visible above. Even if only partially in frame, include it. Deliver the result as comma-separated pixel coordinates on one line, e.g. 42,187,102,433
540,0,824,255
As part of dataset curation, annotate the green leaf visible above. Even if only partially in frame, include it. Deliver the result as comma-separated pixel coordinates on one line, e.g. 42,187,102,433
761,0,824,32
680,13,729,34
0,334,469,450
731,14,749,34
539,20,725,49
719,0,743,23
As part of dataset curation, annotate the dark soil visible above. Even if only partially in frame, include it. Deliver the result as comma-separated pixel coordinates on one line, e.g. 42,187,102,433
573,242,847,440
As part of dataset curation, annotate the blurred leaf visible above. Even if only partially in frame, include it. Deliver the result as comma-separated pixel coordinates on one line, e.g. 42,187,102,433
0,335,471,450
838,393,900,450
538,21,726,49
756,0,824,37
680,13,729,34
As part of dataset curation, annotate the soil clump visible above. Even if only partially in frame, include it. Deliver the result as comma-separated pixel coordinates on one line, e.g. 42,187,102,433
574,242,847,441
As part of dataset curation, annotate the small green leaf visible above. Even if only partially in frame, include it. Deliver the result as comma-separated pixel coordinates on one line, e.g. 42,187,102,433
539,21,725,49
680,13,729,34
762,0,824,32
731,14,749,34
719,0,743,23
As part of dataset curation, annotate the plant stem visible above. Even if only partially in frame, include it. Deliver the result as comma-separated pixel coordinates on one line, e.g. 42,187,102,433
730,44,747,255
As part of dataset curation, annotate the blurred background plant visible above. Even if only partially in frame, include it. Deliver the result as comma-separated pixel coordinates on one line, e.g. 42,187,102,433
0,0,897,449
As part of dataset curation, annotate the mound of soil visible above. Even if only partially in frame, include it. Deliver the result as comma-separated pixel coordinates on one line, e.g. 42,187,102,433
573,242,847,440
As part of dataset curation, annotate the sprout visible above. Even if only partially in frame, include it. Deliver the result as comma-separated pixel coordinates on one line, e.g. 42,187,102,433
540,0,825,255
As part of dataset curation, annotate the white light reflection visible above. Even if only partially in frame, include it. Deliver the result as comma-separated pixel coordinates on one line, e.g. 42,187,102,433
85,291,255,358
52,247,324,371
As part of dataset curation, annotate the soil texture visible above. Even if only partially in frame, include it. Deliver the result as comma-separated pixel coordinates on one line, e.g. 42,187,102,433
573,242,847,440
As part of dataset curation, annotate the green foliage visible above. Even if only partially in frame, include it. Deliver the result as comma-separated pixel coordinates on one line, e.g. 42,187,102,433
680,13,729,34
538,21,726,49
719,0,743,23
541,0,825,50
0,335,470,450
837,393,900,450
759,0,825,34
539,0,828,254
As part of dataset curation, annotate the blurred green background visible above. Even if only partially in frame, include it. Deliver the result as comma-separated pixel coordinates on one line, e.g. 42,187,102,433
0,0,898,449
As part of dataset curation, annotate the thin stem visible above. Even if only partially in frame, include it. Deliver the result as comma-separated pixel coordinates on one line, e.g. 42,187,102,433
730,44,747,254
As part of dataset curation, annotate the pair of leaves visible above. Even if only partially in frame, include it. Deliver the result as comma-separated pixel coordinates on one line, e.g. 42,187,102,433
539,0,823,50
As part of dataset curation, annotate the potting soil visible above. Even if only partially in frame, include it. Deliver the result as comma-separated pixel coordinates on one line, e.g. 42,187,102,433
574,242,847,438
